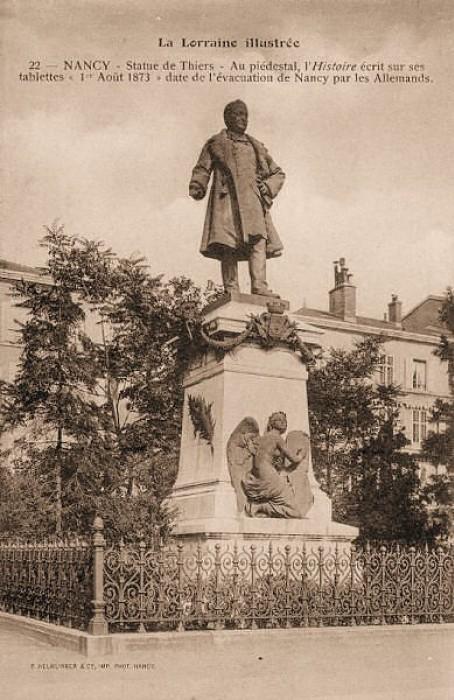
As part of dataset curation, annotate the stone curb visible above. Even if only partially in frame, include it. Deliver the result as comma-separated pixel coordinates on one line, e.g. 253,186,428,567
1,611,453,657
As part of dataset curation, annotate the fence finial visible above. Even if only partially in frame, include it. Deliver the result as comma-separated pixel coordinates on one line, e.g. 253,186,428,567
92,515,104,532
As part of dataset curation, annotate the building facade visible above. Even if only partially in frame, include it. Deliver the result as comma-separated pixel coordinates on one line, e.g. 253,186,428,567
0,259,49,385
295,259,451,476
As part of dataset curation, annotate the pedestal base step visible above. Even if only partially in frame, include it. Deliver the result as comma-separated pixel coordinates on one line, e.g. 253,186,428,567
172,515,358,546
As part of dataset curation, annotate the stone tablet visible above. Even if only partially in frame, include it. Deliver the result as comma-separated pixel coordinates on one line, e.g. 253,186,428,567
285,430,313,517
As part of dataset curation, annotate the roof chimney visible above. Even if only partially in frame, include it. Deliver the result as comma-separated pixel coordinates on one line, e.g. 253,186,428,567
329,258,356,321
388,294,402,326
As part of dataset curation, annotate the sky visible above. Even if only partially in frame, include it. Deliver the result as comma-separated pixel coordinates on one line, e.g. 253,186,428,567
1,0,453,318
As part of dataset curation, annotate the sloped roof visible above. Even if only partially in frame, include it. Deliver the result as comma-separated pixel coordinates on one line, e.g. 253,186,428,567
294,306,393,331
0,259,41,274
295,301,444,337
401,295,446,334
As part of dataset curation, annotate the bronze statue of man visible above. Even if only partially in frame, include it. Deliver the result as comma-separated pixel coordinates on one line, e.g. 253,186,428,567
189,100,285,297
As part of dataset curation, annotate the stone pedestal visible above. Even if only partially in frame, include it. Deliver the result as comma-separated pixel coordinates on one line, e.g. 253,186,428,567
169,294,358,546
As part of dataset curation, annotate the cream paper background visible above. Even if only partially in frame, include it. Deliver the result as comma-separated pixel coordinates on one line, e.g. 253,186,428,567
1,0,453,315
1,2,454,698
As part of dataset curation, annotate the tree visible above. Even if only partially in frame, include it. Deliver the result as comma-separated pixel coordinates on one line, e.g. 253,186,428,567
0,457,53,537
436,287,454,475
0,224,212,540
421,287,454,536
1,231,101,535
421,399,453,470
347,415,429,541
308,336,384,498
308,336,442,542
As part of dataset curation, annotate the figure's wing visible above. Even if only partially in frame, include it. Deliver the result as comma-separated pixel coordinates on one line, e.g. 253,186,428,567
227,417,260,513
285,431,313,517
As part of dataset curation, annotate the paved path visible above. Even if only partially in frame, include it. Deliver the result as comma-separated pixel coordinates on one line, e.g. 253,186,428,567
0,622,453,700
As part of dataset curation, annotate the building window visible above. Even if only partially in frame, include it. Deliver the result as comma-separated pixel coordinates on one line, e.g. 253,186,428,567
412,409,427,445
412,360,427,391
378,355,394,385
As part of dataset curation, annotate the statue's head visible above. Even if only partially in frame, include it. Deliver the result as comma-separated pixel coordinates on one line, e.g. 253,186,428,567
224,100,248,134
267,411,287,434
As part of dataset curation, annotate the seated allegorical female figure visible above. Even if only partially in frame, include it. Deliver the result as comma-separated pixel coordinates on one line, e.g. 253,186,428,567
242,411,304,518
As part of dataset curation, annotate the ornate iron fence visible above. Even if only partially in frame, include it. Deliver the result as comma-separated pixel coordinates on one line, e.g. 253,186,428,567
0,536,93,630
1,517,453,634
104,540,454,632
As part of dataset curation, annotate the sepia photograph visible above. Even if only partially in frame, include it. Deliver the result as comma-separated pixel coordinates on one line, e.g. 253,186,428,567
0,1,453,698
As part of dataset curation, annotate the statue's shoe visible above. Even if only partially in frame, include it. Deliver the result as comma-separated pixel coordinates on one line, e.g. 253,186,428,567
252,288,280,298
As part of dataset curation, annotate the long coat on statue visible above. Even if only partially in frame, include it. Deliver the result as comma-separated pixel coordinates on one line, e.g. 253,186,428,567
189,129,285,261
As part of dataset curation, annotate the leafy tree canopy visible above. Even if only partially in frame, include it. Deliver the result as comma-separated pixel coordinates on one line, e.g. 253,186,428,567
0,224,216,540
308,336,449,542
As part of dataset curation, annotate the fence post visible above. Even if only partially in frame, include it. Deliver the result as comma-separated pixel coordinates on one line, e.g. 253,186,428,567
379,545,387,625
88,515,108,635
